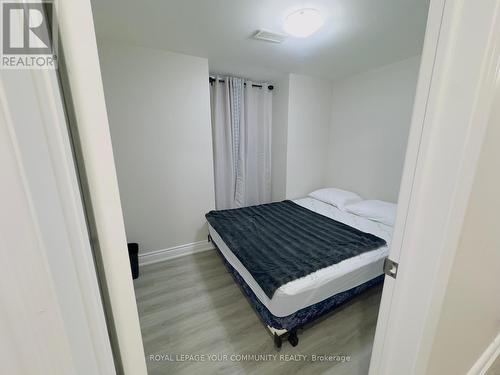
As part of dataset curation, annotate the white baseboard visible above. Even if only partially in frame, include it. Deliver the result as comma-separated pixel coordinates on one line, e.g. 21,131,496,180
468,332,500,375
139,240,215,266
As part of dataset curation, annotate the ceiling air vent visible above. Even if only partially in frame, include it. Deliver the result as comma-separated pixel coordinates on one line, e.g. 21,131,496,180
253,30,287,44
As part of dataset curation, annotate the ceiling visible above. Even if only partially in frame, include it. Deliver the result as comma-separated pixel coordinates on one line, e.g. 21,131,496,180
91,0,430,82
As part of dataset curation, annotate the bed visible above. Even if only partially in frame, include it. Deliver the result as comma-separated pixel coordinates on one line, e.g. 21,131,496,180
206,196,393,348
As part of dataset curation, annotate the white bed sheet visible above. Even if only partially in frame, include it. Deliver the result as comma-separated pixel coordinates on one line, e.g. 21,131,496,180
208,197,393,317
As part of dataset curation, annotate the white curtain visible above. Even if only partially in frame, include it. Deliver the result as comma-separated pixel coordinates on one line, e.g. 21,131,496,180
210,76,272,209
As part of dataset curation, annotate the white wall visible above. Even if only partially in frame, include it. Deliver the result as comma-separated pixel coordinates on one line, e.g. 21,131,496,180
326,56,421,202
286,74,333,199
283,58,419,202
425,89,500,375
97,40,215,254
97,40,419,254
271,74,289,201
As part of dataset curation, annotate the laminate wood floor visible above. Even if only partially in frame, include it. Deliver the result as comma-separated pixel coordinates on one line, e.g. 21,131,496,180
134,249,383,375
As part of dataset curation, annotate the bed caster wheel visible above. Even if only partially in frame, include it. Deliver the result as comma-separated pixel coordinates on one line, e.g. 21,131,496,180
274,334,282,349
288,332,299,347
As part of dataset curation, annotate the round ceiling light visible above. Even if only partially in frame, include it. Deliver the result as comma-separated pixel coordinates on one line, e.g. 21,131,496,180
283,8,324,38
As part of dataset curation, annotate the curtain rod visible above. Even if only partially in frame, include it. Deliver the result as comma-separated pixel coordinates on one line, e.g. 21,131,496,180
209,77,274,91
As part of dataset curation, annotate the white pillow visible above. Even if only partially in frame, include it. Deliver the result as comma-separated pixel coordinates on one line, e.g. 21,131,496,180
344,200,397,226
308,188,362,210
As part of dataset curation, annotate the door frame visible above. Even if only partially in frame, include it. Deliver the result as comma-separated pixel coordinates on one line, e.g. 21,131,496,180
369,0,500,374
57,1,148,374
56,0,500,374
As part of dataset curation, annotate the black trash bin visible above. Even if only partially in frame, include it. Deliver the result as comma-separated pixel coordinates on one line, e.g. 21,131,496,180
127,243,139,279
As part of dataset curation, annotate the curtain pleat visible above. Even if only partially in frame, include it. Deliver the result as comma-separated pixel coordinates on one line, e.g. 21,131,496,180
210,76,235,210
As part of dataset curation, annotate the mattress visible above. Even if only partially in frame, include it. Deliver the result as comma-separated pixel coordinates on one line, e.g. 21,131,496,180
208,197,393,317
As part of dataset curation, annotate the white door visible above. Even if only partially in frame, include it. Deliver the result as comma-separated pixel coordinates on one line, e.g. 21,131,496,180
0,2,150,373
369,0,500,374
0,65,116,374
